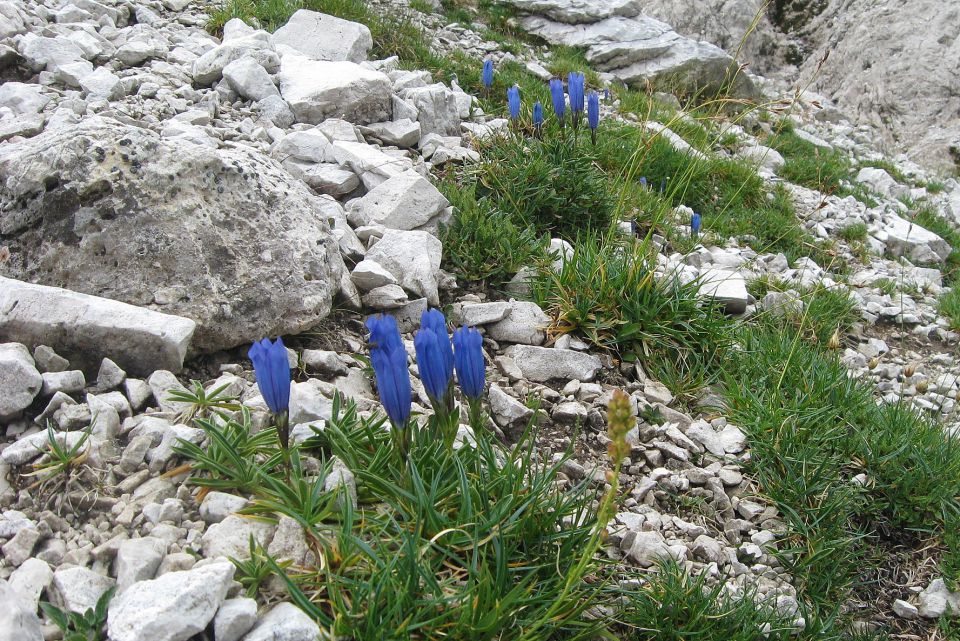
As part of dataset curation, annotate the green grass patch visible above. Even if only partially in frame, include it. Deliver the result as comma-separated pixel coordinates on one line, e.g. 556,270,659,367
613,561,799,641
532,236,732,399
593,122,820,263
469,133,615,241
437,178,549,286
909,201,960,285
837,222,868,243
938,286,960,330
723,322,960,626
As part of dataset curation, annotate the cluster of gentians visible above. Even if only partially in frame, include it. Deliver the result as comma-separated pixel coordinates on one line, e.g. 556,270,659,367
484,60,602,144
248,310,486,459
367,309,486,454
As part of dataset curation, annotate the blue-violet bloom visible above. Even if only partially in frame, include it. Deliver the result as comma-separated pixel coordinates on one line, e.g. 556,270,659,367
482,59,494,89
453,326,485,399
533,101,544,128
691,212,702,237
366,314,411,429
549,78,566,125
507,86,521,120
248,337,291,415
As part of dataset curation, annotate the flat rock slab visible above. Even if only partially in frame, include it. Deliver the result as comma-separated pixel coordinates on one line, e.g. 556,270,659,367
503,345,602,382
0,277,195,376
509,10,756,98
697,268,749,315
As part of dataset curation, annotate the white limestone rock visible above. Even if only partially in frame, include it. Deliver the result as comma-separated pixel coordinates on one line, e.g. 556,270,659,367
279,55,392,125
241,602,322,641
272,9,372,62
107,560,235,641
345,169,449,230
502,345,602,382
223,56,279,101
485,301,550,346
0,343,42,419
365,230,443,306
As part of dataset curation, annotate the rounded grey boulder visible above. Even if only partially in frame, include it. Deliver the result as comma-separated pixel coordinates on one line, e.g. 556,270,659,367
0,116,348,354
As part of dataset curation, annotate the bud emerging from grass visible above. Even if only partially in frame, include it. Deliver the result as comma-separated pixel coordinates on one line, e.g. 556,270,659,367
607,389,632,464
482,59,493,89
366,314,412,432
550,78,566,127
904,363,916,378
691,212,702,239
533,101,543,137
507,85,521,121
568,71,585,130
587,90,599,145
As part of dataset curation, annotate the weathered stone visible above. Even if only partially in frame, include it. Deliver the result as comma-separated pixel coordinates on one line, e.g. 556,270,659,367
49,566,115,615
201,515,276,560
279,55,392,125
485,301,550,345
0,581,43,641
346,170,448,230
0,343,42,419
697,269,749,314
401,84,461,136
502,345,602,382
214,597,258,641
107,560,235,641
272,10,372,62
0,117,347,355
365,230,443,306
222,56,279,102
241,602,321,641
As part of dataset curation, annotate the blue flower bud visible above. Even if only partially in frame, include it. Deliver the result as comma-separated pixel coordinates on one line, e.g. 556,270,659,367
587,90,600,131
415,308,454,402
549,78,566,124
507,85,521,120
366,314,411,429
691,212,702,237
453,326,485,399
533,101,544,128
568,72,585,114
482,59,494,89
248,337,291,415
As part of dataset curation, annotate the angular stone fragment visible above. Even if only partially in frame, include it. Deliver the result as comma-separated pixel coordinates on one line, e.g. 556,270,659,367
272,9,372,62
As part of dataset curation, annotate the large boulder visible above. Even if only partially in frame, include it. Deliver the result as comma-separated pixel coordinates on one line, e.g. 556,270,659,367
278,54,392,125
796,0,960,171
272,9,372,62
0,117,348,354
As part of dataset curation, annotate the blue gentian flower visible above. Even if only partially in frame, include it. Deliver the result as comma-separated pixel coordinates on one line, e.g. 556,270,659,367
587,91,600,130
568,72,585,115
248,337,291,415
507,85,521,121
533,101,544,128
587,90,600,144
604,88,610,101
416,308,453,399
640,176,648,189
482,59,494,89
366,315,411,429
549,78,566,126
453,327,485,399
691,212,702,237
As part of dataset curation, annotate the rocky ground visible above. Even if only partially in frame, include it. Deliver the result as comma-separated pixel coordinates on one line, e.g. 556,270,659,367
1,0,960,640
